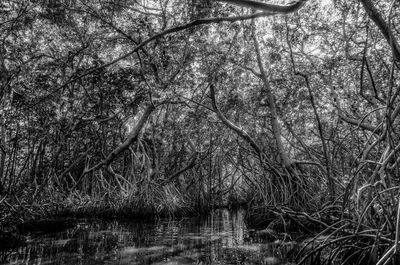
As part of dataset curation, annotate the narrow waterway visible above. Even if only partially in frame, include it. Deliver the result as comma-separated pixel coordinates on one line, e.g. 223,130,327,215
1,209,300,265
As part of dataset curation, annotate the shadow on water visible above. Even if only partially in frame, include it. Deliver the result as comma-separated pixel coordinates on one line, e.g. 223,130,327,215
0,209,301,265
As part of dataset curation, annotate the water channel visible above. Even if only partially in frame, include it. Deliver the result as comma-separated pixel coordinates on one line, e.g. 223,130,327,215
1,209,301,265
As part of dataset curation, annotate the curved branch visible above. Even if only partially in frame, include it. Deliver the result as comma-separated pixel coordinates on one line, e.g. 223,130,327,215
331,87,382,134
218,0,308,13
360,0,400,61
162,153,198,184
29,13,271,108
29,1,309,108
210,84,263,155
85,104,155,174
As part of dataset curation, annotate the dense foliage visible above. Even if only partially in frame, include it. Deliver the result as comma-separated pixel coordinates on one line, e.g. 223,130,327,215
1,0,400,263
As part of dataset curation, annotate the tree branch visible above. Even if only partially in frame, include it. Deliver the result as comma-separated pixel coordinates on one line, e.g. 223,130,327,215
85,104,155,174
210,84,263,155
162,153,198,184
360,0,400,61
218,0,308,13
29,1,308,108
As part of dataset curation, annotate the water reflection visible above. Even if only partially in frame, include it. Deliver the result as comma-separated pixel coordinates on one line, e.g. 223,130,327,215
0,209,299,265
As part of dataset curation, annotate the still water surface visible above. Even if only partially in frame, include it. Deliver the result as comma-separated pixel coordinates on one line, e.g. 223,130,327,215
1,209,299,265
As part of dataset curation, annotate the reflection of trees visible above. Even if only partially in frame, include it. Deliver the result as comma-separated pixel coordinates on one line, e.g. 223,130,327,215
1,209,296,264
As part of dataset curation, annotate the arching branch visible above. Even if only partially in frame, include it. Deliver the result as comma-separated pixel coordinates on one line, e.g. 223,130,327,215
30,1,308,108
209,86,283,178
360,0,400,61
217,0,308,14
162,152,198,184
210,84,263,155
84,104,155,174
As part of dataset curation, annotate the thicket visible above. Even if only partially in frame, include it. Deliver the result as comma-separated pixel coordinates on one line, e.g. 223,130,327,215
1,0,400,263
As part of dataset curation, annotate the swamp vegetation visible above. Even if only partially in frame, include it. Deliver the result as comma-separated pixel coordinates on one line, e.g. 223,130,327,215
1,0,400,264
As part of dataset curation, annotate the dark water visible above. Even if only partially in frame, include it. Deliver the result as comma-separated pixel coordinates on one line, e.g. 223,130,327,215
0,209,300,265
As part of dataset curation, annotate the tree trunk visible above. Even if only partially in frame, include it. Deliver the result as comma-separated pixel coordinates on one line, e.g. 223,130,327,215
251,20,293,168
0,46,7,194
0,117,5,194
